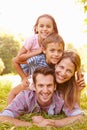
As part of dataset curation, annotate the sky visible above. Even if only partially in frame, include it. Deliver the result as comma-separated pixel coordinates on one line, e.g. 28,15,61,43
0,0,87,47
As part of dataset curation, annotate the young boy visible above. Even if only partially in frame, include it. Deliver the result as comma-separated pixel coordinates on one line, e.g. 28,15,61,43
8,33,64,104
0,67,83,127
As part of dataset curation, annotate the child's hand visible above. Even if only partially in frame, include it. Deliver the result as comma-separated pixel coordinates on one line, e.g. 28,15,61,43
22,77,29,88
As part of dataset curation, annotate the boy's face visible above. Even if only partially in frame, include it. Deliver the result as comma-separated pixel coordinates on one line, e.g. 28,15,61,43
34,74,56,107
43,42,64,65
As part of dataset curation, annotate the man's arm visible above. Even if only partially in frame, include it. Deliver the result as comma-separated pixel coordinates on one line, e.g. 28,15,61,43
0,116,32,127
32,114,83,127
0,91,33,126
54,114,83,127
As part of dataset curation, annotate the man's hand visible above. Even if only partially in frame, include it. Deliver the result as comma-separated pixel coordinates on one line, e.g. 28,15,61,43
32,116,55,127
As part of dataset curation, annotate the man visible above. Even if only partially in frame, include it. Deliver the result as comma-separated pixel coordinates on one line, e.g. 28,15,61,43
0,67,83,127
0,67,57,127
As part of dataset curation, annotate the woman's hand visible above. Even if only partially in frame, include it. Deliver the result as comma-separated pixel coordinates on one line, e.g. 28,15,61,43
76,71,86,92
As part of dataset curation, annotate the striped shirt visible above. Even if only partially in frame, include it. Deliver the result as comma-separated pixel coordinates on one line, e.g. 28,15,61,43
21,53,49,75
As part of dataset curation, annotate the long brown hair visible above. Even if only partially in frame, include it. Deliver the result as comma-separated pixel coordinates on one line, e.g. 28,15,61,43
57,50,81,109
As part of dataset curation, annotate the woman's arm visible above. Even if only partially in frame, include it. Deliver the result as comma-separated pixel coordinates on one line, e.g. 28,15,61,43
0,116,32,127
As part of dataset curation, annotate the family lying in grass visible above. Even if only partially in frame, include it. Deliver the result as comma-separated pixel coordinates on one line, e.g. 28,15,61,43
0,51,85,127
0,16,85,127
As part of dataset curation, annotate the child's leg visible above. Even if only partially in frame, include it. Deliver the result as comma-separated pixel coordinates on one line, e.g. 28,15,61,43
7,83,29,104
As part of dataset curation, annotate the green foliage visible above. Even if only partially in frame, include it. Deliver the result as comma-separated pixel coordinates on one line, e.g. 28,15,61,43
78,44,87,72
76,0,87,12
0,58,5,74
65,43,87,72
0,33,21,74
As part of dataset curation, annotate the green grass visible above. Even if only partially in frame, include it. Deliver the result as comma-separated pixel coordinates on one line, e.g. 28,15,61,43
0,74,87,130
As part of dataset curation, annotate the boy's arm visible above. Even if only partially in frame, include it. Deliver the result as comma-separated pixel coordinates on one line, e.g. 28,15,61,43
0,116,32,127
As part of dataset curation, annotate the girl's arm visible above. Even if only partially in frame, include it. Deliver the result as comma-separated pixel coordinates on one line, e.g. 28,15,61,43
12,57,29,88
17,46,42,62
12,57,27,80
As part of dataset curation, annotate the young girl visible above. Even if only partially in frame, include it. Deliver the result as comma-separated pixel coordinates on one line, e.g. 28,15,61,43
13,14,58,83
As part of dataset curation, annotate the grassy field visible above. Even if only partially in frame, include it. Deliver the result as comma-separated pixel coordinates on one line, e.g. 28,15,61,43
0,74,87,130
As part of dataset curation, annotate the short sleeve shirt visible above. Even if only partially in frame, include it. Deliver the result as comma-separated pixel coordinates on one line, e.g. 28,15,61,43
23,34,40,52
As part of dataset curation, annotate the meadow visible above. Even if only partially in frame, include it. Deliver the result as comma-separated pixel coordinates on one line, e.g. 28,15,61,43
0,74,87,130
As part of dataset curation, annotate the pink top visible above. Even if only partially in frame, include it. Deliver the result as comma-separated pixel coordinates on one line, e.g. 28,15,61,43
23,34,40,52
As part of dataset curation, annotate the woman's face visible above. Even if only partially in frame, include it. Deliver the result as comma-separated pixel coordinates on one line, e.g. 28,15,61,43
55,58,75,84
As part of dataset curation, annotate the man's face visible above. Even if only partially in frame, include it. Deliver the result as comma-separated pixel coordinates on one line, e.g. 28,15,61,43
34,74,56,107
43,42,64,65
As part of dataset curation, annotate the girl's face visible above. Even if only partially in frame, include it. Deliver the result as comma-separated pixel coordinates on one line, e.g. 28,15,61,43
36,17,54,40
55,58,75,84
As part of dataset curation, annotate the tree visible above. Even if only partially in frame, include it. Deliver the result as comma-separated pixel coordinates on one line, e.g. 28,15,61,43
0,33,21,74
76,0,87,12
78,44,87,72
0,58,5,74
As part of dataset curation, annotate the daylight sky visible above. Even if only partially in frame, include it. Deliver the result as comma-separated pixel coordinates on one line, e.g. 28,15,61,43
0,0,86,47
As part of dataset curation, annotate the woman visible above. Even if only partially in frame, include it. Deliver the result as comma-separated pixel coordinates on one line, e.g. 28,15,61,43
32,50,85,127
55,50,81,109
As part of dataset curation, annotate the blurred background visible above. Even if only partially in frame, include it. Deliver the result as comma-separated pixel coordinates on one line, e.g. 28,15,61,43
0,0,87,83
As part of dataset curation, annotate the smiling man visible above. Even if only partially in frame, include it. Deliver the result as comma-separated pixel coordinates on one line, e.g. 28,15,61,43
0,67,57,127
0,66,83,127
